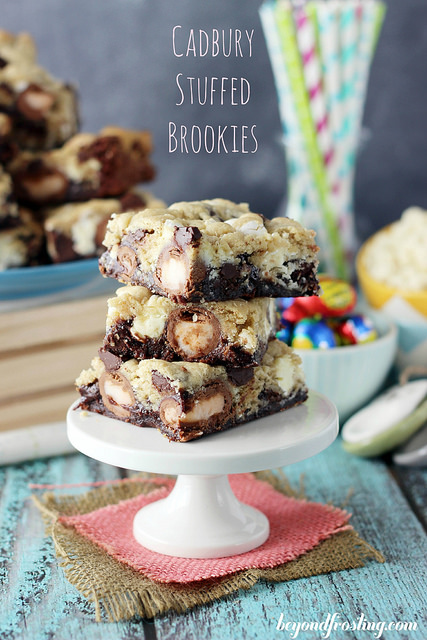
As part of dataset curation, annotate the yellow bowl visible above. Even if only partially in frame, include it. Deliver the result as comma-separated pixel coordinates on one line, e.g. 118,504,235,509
356,232,427,318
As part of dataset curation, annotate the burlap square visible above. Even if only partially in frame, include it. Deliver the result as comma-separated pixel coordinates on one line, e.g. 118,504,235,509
33,471,384,622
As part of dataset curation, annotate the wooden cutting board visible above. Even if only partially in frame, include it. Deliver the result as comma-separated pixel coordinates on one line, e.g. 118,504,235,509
0,295,107,431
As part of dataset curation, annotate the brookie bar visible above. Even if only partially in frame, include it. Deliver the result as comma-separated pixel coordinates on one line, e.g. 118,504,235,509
0,30,79,151
99,198,320,302
43,190,165,263
102,284,277,367
76,339,308,442
0,207,44,269
9,126,155,205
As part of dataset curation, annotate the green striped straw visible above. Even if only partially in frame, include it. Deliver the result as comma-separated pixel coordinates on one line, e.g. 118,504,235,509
259,2,330,257
274,0,348,279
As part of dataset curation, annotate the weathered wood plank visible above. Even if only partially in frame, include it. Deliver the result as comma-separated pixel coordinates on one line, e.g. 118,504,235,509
0,339,101,401
0,440,426,640
0,296,106,353
0,453,148,640
153,439,427,640
389,463,427,531
0,388,79,432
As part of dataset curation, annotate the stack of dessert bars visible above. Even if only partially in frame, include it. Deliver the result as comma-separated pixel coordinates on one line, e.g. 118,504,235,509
76,198,320,442
0,30,162,270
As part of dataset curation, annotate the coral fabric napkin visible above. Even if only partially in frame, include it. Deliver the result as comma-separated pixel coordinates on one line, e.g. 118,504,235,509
60,473,352,583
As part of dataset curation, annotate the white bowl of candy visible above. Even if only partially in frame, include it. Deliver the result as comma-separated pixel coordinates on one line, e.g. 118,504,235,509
276,276,398,423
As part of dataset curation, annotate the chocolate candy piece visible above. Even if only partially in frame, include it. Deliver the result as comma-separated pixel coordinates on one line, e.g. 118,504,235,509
337,314,377,345
166,306,221,360
283,276,357,323
276,323,292,345
292,318,337,349
159,381,233,434
98,370,135,418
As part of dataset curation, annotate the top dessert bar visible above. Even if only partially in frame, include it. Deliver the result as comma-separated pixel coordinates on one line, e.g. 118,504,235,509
9,126,155,206
99,198,320,302
0,30,79,151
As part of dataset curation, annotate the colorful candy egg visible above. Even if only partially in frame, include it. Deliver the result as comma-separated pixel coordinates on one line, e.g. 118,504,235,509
276,321,293,345
337,314,377,345
291,318,337,349
282,275,357,323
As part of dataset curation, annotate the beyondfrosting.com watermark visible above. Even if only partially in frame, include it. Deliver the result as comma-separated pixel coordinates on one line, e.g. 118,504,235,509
276,612,418,639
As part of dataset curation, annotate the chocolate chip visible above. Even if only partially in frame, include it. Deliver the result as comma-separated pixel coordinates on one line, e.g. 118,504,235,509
0,57,8,69
220,263,239,279
128,229,151,243
227,367,254,387
99,348,122,372
174,225,202,249
152,370,175,394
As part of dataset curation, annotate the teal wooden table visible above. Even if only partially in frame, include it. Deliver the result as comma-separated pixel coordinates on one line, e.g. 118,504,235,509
0,438,426,640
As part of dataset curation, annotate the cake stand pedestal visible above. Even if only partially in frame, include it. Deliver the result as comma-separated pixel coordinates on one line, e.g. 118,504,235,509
67,391,338,558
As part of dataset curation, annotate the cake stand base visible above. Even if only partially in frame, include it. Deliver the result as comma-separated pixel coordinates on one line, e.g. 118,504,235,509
133,474,269,558
67,390,338,558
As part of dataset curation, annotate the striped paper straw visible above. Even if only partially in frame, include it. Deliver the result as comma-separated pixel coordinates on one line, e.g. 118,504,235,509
259,3,307,220
293,2,336,190
325,0,360,263
259,2,326,244
316,1,342,160
275,0,347,277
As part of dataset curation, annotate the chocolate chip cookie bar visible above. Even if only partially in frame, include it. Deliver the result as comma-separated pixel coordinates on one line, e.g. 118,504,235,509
102,284,277,368
0,207,44,269
0,30,79,151
9,127,155,206
76,339,307,442
99,198,320,303
43,190,165,263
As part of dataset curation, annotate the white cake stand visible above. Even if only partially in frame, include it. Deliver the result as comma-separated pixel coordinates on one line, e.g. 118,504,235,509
67,391,338,559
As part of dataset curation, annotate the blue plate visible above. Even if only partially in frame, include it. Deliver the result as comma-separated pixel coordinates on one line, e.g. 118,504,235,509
0,258,116,301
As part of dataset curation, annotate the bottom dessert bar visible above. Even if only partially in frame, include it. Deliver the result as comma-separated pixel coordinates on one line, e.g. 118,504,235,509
76,339,308,442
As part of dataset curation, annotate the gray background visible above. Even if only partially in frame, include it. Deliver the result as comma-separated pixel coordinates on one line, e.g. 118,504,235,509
2,0,427,244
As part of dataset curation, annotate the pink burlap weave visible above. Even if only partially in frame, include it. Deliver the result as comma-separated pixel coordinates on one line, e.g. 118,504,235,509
59,473,352,584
